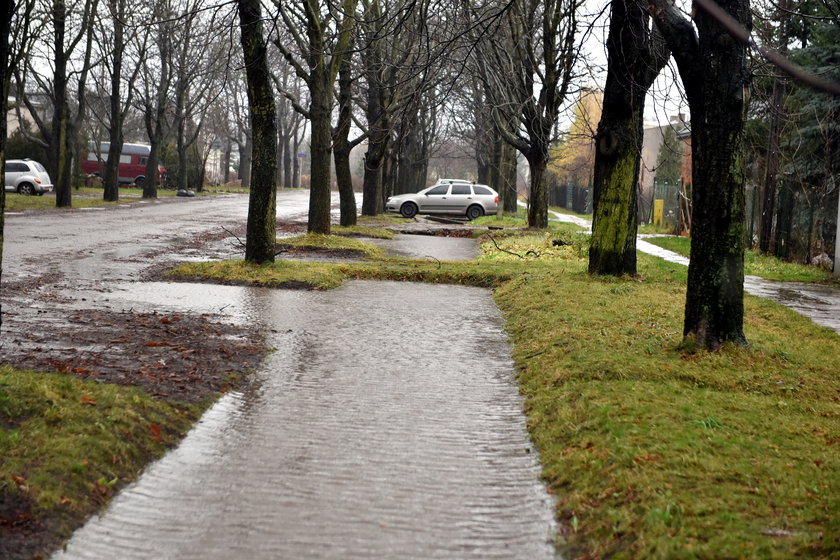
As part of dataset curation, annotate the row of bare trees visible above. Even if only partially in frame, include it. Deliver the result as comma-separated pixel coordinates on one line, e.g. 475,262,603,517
7,0,311,206
5,0,825,350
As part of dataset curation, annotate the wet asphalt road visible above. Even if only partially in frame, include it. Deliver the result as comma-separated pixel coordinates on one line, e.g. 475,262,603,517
2,192,557,559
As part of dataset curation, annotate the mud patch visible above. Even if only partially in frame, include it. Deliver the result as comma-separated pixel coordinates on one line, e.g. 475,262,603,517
0,308,266,402
0,489,52,560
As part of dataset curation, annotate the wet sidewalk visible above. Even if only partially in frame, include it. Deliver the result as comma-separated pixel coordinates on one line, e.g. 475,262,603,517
550,209,840,335
54,268,556,557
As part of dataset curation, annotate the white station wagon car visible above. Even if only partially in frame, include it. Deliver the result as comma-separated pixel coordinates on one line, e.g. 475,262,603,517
4,159,54,195
386,182,499,220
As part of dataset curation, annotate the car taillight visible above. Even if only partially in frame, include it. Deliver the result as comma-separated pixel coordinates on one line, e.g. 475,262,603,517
494,195,498,203
34,178,42,184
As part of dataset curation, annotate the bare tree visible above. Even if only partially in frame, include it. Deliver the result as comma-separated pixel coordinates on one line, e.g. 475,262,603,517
17,0,99,207
473,0,583,228
94,0,147,201
270,0,357,234
137,0,174,198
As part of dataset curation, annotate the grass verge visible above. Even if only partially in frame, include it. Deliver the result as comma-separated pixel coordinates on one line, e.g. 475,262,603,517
168,229,840,558
0,366,205,558
4,186,242,212
644,235,837,283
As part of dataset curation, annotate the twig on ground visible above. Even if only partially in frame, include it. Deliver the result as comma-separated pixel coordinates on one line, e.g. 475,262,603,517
221,227,246,249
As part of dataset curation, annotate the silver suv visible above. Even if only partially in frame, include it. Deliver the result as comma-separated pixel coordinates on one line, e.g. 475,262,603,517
4,159,54,196
386,182,499,220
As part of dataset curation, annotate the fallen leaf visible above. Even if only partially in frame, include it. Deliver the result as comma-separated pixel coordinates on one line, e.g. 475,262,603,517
81,395,97,406
148,423,162,443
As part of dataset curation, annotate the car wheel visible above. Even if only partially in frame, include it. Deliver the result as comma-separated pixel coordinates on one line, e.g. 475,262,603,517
400,202,418,218
18,183,35,196
135,176,146,188
466,204,484,220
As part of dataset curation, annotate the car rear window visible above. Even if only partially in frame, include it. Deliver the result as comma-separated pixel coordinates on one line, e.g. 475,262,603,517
473,186,493,195
451,184,471,195
33,162,47,172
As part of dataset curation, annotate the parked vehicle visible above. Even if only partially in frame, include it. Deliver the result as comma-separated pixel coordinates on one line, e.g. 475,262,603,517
4,159,54,196
386,182,499,220
80,142,166,188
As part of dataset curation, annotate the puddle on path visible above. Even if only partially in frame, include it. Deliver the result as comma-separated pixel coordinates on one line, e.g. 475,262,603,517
54,281,557,559
744,276,840,334
370,234,480,261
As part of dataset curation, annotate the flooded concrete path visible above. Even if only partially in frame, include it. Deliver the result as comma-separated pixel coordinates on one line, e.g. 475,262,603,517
53,281,557,559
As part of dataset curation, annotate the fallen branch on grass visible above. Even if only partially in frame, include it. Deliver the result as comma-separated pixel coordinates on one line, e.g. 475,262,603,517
485,234,540,259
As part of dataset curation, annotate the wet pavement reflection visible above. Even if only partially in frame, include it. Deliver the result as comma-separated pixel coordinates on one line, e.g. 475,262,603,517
53,281,557,559
371,234,479,261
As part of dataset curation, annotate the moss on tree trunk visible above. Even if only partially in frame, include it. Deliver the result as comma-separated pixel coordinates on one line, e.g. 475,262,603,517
589,0,668,276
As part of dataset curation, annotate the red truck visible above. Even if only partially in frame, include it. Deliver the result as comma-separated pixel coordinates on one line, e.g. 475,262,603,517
81,142,166,188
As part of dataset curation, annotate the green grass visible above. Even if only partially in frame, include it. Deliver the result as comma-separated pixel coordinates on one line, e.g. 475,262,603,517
4,185,243,212
494,253,840,558
276,233,387,257
3,193,137,212
170,228,840,558
644,235,836,283
0,366,203,544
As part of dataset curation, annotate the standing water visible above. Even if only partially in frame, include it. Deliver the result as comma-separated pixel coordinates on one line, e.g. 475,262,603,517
54,281,558,559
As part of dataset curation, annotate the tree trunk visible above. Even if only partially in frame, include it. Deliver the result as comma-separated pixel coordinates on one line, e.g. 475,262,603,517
222,139,231,184
651,0,751,349
308,71,332,234
282,133,292,188
502,142,518,213
589,0,667,276
333,59,357,226
361,76,387,216
292,132,301,188
103,0,125,202
526,149,548,229
176,120,188,191
237,0,277,263
238,133,252,187
143,23,170,199
683,35,749,348
1,0,13,330
144,142,161,197
52,0,73,208
774,183,793,259
759,77,785,252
